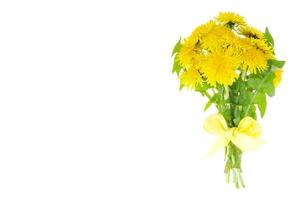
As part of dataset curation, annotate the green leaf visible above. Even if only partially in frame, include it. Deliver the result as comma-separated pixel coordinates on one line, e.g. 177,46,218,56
264,27,274,47
247,78,261,90
268,59,286,68
203,94,217,111
172,56,182,75
172,38,182,56
263,72,275,97
237,95,248,105
204,100,212,111
264,83,275,97
219,98,233,127
247,72,275,97
247,104,257,120
233,106,242,126
242,103,256,120
195,83,211,96
254,92,267,118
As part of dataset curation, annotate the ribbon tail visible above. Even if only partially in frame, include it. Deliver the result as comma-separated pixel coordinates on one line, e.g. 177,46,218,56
203,136,226,158
231,134,264,152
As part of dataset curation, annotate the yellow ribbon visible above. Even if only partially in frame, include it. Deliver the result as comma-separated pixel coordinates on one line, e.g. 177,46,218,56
203,114,263,154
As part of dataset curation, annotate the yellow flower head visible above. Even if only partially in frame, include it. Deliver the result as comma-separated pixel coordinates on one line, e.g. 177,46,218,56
201,50,240,86
241,47,268,73
177,37,198,67
239,26,264,39
250,38,275,59
273,69,283,87
201,25,236,51
191,20,216,40
217,12,247,26
180,66,202,89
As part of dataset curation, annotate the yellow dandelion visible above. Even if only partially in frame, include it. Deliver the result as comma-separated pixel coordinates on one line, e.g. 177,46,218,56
250,38,275,59
177,37,198,67
180,66,202,89
241,47,268,73
191,20,216,40
177,31,207,69
217,12,247,26
201,51,240,86
223,36,253,58
231,37,251,55
239,26,264,39
201,25,236,51
273,69,283,87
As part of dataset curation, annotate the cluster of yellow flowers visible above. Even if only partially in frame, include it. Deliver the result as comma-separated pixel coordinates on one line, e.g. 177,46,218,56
176,12,279,88
172,12,285,188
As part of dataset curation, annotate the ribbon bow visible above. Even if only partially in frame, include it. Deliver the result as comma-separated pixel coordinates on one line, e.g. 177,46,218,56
203,114,263,154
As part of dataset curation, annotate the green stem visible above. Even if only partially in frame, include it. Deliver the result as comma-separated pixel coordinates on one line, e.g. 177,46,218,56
225,143,245,188
224,83,245,188
204,90,212,99
238,170,246,188
241,69,247,81
224,86,229,100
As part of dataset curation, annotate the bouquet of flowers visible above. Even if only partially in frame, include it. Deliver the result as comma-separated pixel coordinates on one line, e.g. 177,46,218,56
171,12,285,188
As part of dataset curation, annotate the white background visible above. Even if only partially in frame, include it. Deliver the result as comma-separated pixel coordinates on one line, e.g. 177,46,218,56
0,0,301,199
